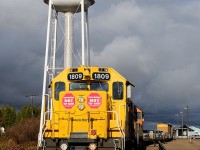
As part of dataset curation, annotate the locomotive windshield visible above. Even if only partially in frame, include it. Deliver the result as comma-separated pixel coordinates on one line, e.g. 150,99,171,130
69,82,108,92
90,82,108,91
70,82,87,90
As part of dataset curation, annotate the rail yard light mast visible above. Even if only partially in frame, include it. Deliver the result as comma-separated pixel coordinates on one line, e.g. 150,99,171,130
180,111,183,138
184,106,189,138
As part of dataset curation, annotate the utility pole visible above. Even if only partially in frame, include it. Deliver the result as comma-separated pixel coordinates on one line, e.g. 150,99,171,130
180,111,183,138
26,94,38,117
184,106,189,138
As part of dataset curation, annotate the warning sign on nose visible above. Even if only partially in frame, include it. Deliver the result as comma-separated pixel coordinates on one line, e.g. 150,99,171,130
62,93,75,109
87,93,102,108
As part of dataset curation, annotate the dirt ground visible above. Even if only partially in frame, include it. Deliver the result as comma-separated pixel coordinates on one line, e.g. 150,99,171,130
146,139,200,150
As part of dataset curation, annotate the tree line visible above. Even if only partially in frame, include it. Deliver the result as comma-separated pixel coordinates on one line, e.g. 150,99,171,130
0,105,40,128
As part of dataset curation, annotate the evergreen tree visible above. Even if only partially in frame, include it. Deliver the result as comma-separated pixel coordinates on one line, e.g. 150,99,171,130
0,105,41,127
19,105,32,120
1,105,16,127
0,109,2,126
32,106,41,118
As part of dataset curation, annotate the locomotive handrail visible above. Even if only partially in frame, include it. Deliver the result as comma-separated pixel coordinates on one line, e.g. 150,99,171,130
38,94,51,148
45,94,53,120
107,110,125,150
37,110,53,149
67,111,70,136
44,110,105,137
118,104,126,150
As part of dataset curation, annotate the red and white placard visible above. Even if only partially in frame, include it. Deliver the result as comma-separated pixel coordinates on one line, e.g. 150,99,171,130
87,93,102,108
62,93,75,109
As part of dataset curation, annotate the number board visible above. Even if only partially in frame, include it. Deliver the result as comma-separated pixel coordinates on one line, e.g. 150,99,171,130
68,73,83,80
92,73,110,80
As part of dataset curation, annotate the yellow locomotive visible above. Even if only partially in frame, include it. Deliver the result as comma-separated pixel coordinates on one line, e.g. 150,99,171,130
42,65,140,150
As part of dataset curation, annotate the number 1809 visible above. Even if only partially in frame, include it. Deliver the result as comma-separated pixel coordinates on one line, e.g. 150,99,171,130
68,73,83,80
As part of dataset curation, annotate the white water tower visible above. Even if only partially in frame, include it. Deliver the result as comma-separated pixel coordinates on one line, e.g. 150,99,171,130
44,0,94,68
38,0,95,148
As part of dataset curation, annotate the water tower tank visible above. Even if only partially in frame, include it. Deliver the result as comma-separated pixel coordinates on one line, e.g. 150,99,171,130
43,0,95,12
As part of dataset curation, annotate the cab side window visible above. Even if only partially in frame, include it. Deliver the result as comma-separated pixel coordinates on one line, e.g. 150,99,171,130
55,82,65,100
137,112,141,120
113,82,123,100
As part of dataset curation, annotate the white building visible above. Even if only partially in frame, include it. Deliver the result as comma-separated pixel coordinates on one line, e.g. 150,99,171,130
189,126,200,137
175,125,200,138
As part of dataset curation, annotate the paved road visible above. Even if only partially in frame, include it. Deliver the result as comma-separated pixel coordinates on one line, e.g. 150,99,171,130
146,139,200,150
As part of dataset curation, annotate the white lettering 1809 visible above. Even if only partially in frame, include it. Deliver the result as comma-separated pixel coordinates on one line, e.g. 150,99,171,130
92,73,110,80
68,73,83,80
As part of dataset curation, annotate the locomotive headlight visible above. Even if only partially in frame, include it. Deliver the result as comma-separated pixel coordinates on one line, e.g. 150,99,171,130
60,143,68,150
78,97,84,103
78,104,85,110
89,143,97,150
98,68,108,72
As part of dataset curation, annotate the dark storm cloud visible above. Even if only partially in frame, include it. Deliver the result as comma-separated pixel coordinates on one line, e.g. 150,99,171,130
0,0,199,128
0,0,47,107
90,0,200,127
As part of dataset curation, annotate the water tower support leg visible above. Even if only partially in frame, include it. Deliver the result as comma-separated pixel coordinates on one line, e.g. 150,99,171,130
64,12,74,68
38,0,53,148
85,9,90,66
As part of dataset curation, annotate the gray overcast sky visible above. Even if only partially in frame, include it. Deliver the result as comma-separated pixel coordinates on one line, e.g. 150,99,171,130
0,0,200,129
